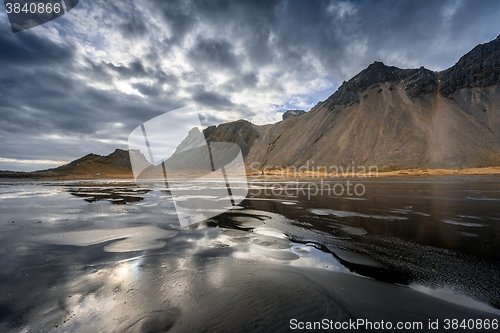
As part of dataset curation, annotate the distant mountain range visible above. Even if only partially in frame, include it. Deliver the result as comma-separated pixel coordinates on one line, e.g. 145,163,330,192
0,149,144,179
2,35,499,179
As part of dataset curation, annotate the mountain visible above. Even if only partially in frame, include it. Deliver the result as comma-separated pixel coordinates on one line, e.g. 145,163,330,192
0,149,150,179
246,35,500,171
173,120,267,158
2,35,500,178
282,110,306,120
160,120,268,172
0,121,268,179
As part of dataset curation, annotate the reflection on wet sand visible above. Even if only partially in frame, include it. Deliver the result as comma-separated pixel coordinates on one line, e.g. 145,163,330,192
0,177,500,332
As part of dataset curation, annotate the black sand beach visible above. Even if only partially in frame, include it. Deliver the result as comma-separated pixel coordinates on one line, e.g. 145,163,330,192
0,177,499,332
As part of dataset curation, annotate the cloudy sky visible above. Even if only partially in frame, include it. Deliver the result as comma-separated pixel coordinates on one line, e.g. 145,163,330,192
1,0,500,171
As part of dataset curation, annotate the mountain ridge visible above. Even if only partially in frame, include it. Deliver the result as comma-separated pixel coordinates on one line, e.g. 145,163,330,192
246,34,500,171
0,149,150,179
2,35,500,178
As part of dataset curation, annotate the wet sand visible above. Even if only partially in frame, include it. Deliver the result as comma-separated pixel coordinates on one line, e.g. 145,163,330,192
1,178,500,332
6,256,498,333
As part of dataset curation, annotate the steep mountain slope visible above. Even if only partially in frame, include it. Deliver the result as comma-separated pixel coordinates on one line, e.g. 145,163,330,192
246,35,500,170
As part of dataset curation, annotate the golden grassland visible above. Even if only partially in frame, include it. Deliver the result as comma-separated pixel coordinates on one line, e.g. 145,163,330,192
246,166,500,179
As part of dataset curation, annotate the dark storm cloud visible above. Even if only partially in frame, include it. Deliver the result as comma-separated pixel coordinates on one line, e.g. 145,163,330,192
192,90,235,110
198,112,228,126
185,0,499,74
188,38,240,71
0,57,175,142
0,68,77,133
119,15,148,39
132,83,161,97
221,72,259,93
1,0,500,170
151,0,198,43
0,28,74,65
105,59,149,78
85,58,178,88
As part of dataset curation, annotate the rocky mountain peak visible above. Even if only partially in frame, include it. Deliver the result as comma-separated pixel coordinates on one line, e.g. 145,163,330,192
173,127,205,155
204,119,261,156
321,34,500,107
170,119,262,159
282,110,306,120
439,36,500,96
323,61,437,109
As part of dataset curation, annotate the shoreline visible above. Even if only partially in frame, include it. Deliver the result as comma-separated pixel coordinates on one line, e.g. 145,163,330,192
1,166,500,181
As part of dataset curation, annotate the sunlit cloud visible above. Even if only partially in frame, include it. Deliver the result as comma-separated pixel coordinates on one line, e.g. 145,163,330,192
0,157,67,165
